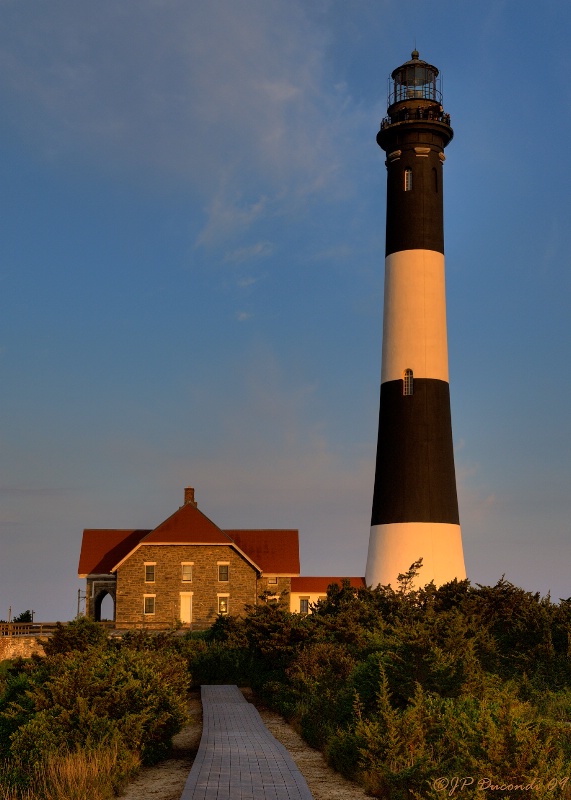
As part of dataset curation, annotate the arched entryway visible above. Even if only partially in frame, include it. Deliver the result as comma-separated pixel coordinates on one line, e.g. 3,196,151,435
94,589,116,622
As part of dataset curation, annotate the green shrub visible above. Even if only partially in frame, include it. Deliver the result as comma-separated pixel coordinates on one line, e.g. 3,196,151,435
43,617,109,656
226,577,571,799
1,644,189,777
186,641,254,687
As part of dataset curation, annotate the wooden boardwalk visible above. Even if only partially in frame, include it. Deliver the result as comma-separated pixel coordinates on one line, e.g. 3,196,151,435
180,685,314,800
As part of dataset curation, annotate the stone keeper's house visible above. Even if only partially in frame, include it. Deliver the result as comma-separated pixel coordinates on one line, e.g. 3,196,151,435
78,487,365,629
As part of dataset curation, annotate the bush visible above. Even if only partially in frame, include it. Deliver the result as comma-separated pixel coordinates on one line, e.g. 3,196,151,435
0,637,190,789
42,617,109,655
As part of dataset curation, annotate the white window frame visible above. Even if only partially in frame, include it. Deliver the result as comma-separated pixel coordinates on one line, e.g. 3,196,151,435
217,562,230,582
267,577,278,585
143,594,156,615
217,593,230,615
181,562,194,582
144,563,156,583
299,597,310,614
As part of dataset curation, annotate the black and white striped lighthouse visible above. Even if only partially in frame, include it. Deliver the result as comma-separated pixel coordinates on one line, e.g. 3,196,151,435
365,50,466,588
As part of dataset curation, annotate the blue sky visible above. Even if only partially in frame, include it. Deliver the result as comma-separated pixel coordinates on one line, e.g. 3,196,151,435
1,1,570,620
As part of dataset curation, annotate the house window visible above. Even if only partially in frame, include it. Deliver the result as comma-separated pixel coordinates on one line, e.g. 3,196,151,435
144,564,156,583
143,595,156,615
300,598,309,614
268,577,278,585
218,595,229,615
181,563,193,582
404,168,413,191
218,564,229,582
403,368,414,396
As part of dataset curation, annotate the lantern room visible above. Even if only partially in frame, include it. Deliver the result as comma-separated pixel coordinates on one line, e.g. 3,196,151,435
388,49,442,107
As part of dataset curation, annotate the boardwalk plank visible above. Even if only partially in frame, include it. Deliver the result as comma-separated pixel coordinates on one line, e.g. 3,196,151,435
180,685,314,800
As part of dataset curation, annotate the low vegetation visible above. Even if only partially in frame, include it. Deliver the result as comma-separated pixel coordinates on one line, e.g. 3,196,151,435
184,562,571,800
0,618,189,799
3,566,571,799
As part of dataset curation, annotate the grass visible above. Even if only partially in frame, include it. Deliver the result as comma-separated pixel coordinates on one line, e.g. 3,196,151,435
0,747,140,800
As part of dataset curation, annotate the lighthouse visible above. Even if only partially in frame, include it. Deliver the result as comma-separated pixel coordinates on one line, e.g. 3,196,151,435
365,51,466,588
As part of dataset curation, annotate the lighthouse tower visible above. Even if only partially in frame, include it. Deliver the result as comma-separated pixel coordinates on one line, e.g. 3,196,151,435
365,51,466,588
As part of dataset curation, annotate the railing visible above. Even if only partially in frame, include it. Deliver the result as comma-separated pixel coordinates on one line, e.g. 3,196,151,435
381,108,451,129
0,622,63,637
0,620,119,637
0,619,207,637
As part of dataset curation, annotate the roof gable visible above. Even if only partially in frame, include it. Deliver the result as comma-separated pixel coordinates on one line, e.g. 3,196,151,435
142,502,234,545
224,529,300,575
109,502,243,572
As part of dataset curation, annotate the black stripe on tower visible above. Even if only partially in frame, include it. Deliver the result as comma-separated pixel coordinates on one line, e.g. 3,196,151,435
371,378,460,525
383,139,446,256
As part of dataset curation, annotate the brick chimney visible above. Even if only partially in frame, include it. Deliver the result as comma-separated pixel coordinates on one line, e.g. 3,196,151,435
184,487,197,507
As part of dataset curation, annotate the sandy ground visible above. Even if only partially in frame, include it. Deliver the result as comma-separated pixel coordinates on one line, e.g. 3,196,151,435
119,687,371,800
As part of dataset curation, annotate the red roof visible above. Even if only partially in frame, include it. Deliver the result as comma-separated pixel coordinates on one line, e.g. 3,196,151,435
225,530,300,575
78,529,150,577
143,502,234,545
78,497,301,577
291,576,366,593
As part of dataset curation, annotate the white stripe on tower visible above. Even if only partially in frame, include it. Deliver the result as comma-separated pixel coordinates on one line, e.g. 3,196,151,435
381,249,449,384
366,50,466,589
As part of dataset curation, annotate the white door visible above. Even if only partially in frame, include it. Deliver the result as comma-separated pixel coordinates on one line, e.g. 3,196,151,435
180,593,192,625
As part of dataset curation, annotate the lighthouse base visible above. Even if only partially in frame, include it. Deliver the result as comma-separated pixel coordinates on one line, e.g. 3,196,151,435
365,522,466,589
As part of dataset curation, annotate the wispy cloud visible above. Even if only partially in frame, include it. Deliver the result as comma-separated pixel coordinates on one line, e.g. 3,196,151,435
196,194,269,247
223,241,273,264
237,277,260,288
0,2,363,243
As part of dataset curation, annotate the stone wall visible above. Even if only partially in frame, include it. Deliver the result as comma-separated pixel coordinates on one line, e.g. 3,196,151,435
257,576,292,604
115,544,259,628
0,636,46,661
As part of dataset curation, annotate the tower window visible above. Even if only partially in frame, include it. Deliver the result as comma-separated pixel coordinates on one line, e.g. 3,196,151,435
403,369,414,396
404,168,413,191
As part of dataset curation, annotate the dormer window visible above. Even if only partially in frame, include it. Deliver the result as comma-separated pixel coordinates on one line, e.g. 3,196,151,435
403,369,414,395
